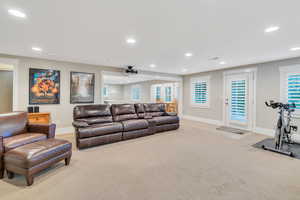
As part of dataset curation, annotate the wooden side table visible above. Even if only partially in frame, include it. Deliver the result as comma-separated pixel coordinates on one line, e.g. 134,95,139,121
28,112,51,124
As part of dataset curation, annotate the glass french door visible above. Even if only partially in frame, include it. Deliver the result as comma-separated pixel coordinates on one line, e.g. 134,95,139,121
225,73,253,129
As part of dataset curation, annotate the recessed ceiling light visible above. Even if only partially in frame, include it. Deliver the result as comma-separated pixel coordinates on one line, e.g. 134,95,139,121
264,26,280,33
182,68,187,72
219,61,226,65
8,9,26,18
149,64,156,68
126,38,136,44
185,52,193,57
32,47,42,52
290,47,300,51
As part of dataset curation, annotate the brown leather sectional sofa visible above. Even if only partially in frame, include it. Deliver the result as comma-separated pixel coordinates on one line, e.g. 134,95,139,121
72,103,179,149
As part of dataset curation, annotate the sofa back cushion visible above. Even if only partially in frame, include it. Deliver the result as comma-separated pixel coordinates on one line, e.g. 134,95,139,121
73,104,113,124
134,103,145,118
111,104,138,122
144,103,166,117
0,112,28,138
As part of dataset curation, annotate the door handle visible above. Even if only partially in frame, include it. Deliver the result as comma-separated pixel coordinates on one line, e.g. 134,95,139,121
225,98,229,105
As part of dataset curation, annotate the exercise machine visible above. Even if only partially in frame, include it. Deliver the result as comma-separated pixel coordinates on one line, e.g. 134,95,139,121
262,100,298,157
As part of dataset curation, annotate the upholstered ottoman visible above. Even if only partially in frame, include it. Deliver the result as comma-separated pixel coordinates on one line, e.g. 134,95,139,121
4,138,72,186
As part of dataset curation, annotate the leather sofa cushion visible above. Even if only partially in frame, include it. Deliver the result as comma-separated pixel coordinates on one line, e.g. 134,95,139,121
78,122,123,138
134,103,145,118
153,116,179,126
122,119,149,132
114,114,138,122
135,103,145,113
144,103,166,117
77,116,113,125
111,104,138,122
146,118,156,128
144,103,166,112
3,133,47,152
74,104,111,119
0,112,28,138
147,112,164,117
112,104,136,115
4,138,71,169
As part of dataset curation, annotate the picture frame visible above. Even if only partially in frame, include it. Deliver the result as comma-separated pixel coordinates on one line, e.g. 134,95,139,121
70,71,95,104
29,68,60,105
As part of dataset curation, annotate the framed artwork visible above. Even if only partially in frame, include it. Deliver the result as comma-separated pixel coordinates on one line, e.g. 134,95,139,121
70,72,95,104
29,68,60,104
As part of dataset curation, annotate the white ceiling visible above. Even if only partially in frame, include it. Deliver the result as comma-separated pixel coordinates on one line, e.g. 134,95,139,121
1,0,300,75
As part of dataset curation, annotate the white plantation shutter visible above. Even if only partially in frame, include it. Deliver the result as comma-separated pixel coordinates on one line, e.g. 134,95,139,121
287,73,300,115
280,65,300,116
230,80,247,122
190,76,210,107
131,85,140,100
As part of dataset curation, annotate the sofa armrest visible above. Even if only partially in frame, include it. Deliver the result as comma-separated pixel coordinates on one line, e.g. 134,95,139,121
164,112,177,116
28,123,56,138
72,121,89,128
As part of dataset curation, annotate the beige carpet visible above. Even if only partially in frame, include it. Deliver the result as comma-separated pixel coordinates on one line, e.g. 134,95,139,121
1,119,300,200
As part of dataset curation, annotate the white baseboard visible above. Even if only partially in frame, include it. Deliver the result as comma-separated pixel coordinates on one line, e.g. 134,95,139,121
183,115,275,137
253,127,274,137
182,115,223,126
56,126,74,135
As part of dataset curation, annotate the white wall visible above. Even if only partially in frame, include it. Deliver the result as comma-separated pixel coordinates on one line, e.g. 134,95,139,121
183,57,300,133
0,55,123,130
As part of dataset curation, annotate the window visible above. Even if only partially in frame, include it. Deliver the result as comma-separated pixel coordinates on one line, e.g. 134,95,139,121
155,86,161,101
165,86,172,102
131,85,141,101
151,83,176,103
190,76,210,107
103,86,109,97
230,80,247,122
280,65,300,116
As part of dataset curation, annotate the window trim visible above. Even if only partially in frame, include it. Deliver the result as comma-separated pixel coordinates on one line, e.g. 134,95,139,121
190,76,210,108
131,85,141,101
103,85,109,97
280,65,300,117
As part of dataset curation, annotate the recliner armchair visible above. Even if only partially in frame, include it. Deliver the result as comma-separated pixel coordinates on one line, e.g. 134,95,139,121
0,112,56,179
